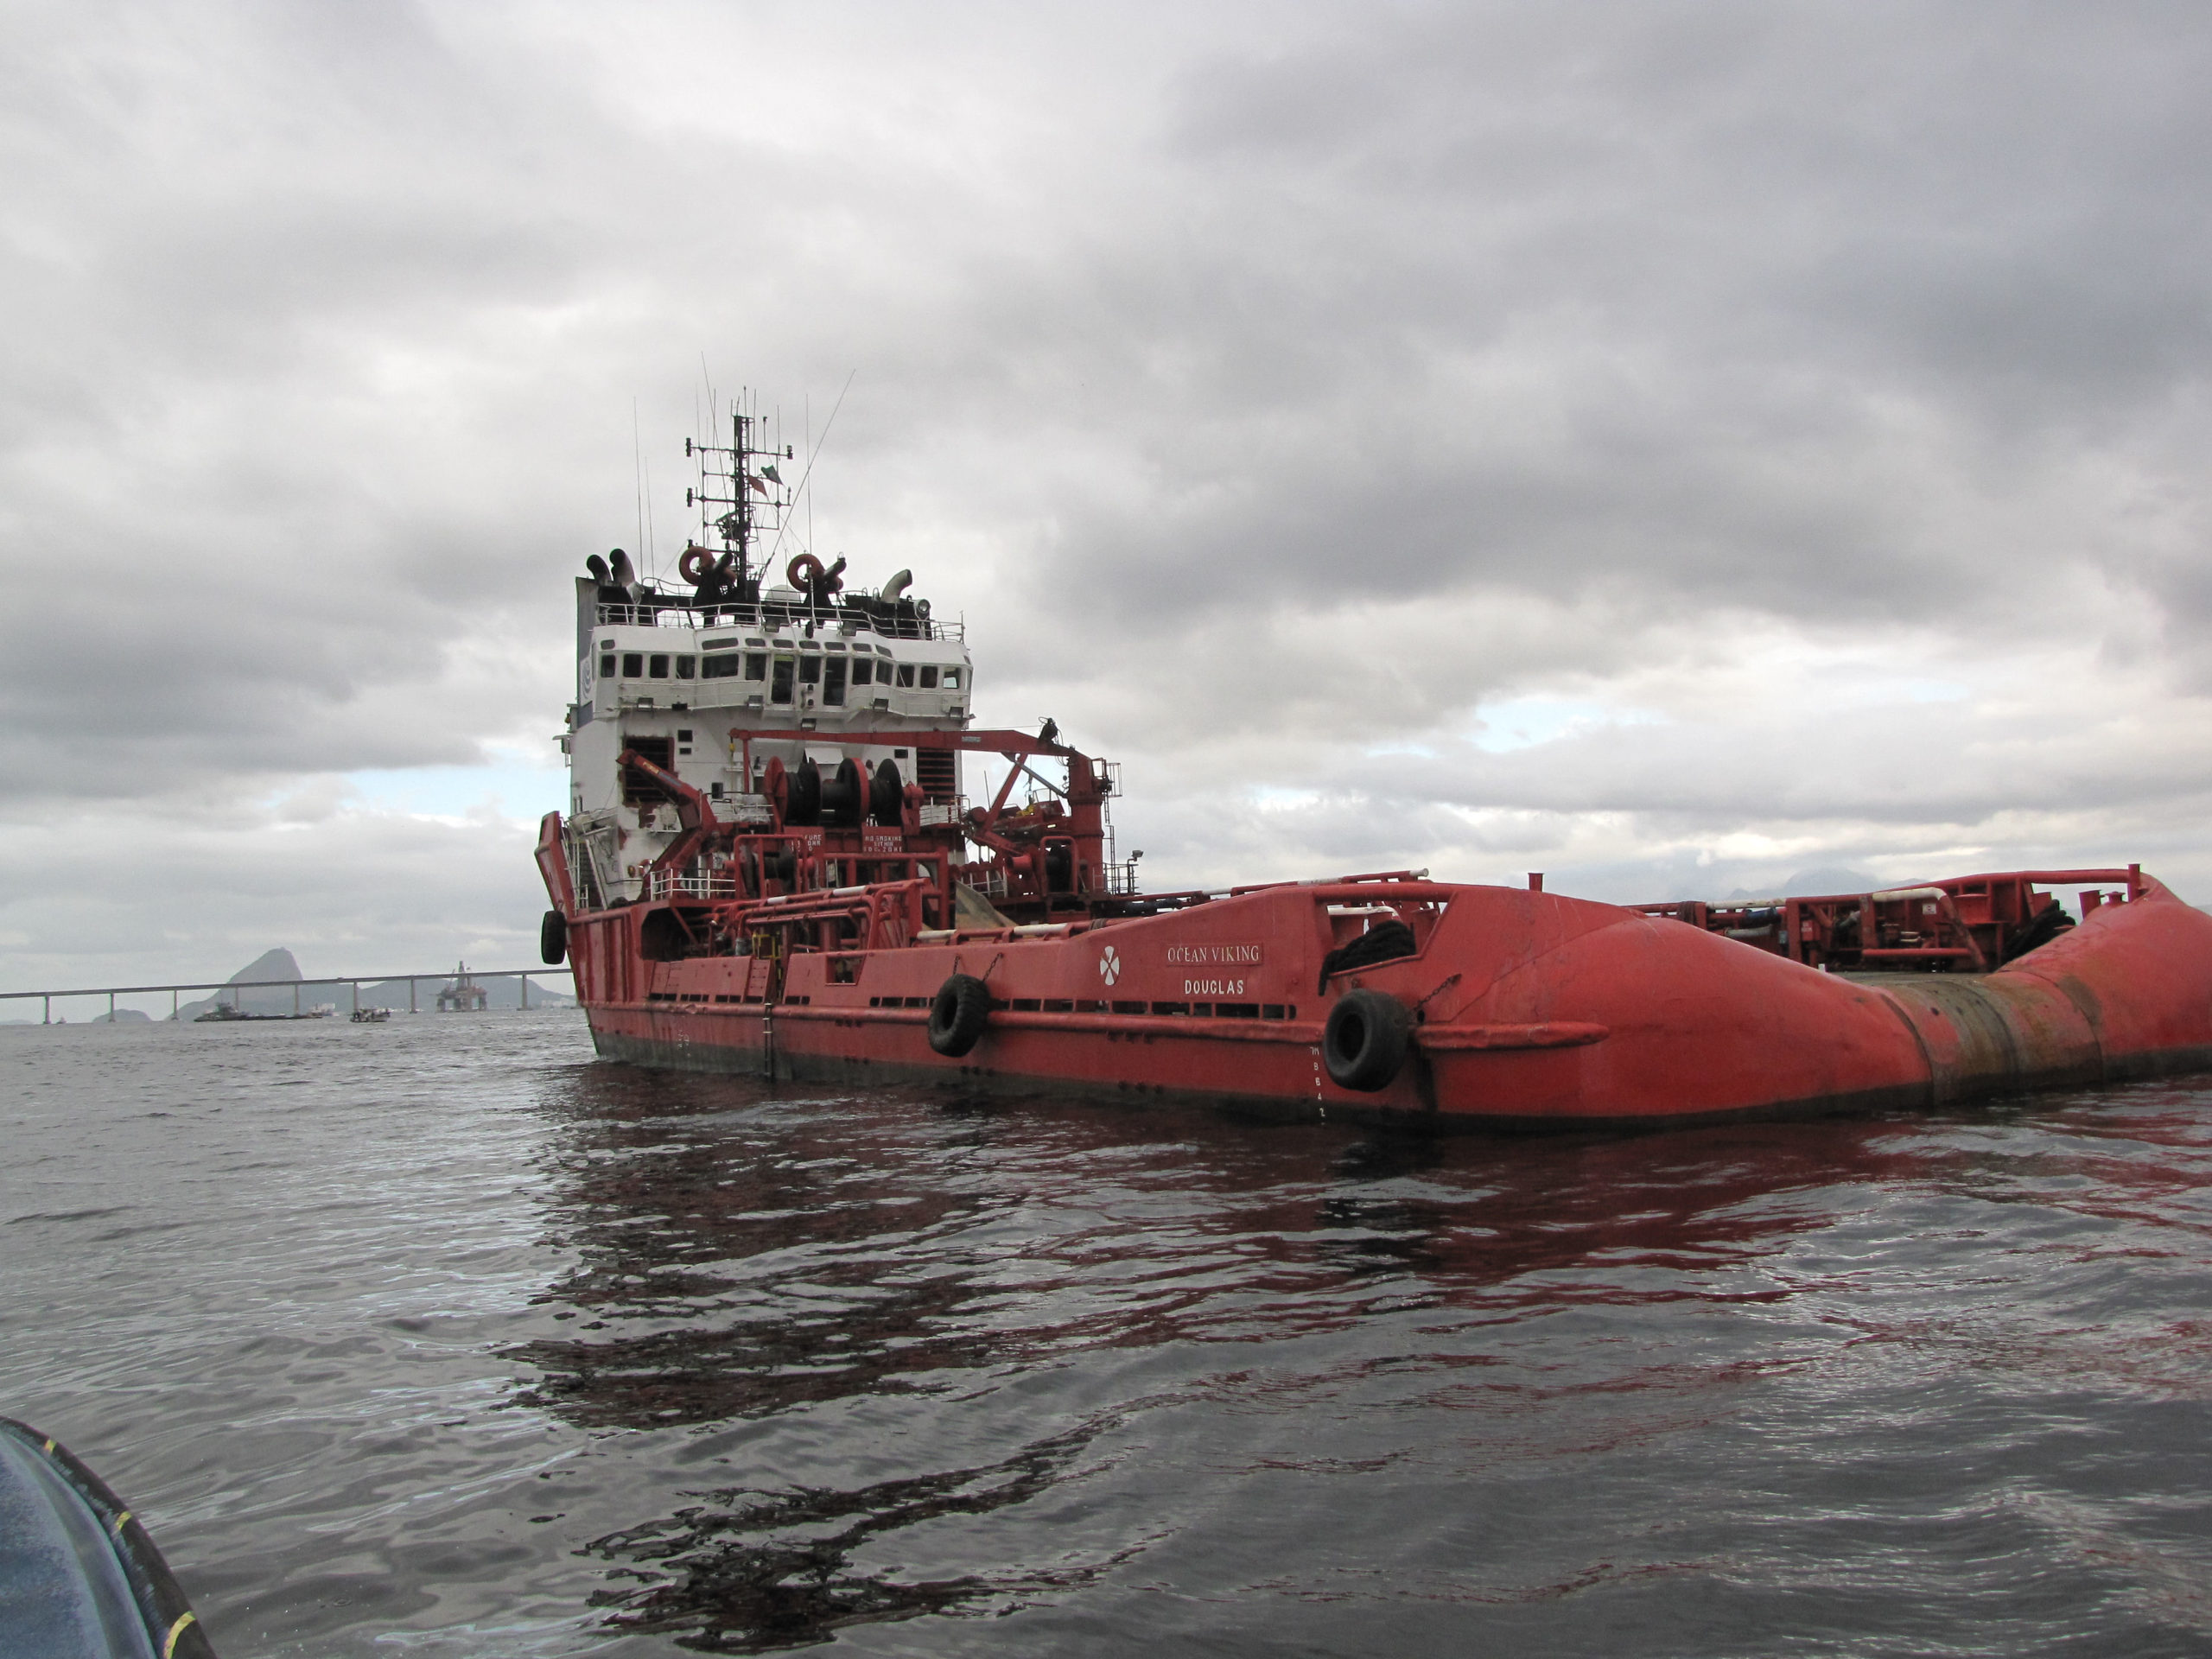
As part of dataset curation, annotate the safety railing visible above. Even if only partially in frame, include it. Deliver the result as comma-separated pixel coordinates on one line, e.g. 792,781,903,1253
648,868,740,902
1098,861,1142,896
595,601,963,643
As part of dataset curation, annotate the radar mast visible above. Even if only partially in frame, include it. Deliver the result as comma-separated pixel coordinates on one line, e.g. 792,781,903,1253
685,392,794,592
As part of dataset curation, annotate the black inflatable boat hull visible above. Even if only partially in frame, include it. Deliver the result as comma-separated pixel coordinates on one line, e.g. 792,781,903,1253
0,1419,213,1658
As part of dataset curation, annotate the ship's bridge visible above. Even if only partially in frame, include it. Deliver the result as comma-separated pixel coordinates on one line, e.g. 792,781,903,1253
562,569,977,875
582,605,972,727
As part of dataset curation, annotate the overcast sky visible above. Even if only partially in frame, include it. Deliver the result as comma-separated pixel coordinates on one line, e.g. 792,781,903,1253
5,1,2210,1003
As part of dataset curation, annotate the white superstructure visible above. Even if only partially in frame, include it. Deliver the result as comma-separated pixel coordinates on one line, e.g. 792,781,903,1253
556,399,977,908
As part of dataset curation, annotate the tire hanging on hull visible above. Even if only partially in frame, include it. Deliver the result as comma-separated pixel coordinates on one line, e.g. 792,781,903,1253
1323,989,1414,1091
928,974,991,1056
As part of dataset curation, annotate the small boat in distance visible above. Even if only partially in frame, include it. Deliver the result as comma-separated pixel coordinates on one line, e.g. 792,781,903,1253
351,1007,391,1023
535,392,2212,1128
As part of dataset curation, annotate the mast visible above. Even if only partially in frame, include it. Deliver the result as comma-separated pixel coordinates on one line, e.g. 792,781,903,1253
686,394,791,592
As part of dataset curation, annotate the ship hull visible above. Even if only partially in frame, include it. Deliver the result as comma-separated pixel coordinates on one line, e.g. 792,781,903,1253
561,875,2212,1128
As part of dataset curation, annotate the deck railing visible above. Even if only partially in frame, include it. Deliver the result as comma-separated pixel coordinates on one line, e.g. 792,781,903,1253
648,868,739,901
594,601,963,643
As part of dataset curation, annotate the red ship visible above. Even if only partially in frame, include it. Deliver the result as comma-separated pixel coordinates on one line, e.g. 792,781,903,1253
538,400,2212,1127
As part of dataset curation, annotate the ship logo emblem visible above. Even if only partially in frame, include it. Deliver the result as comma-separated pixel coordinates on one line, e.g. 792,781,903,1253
1097,946,1122,986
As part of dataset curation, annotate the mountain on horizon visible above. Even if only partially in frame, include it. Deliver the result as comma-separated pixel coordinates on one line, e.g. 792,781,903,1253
175,948,571,1020
175,948,306,1020
231,947,303,984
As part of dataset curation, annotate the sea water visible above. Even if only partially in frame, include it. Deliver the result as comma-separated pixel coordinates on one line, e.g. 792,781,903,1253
5,1014,2212,1656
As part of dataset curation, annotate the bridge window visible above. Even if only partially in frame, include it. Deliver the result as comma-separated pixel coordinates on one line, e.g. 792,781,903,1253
621,652,643,677
850,658,873,686
675,656,696,679
943,668,962,689
798,653,822,686
744,652,767,680
897,664,916,687
599,652,615,677
823,658,848,706
648,654,670,679
919,665,939,689
702,654,741,679
771,657,794,703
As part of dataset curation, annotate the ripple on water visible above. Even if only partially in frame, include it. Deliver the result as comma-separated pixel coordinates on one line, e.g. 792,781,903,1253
6,1019,2212,1656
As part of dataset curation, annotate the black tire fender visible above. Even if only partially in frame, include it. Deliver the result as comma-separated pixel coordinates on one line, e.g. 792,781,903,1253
928,973,992,1057
1316,917,1419,994
1322,988,1413,1091
540,909,567,966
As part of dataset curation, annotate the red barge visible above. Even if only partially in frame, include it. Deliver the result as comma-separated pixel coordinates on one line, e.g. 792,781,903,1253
538,402,2212,1128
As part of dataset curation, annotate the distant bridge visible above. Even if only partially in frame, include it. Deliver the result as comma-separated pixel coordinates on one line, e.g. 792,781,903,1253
0,968,577,1025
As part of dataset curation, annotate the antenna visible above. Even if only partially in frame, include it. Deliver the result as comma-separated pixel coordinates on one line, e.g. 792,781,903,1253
766,369,856,568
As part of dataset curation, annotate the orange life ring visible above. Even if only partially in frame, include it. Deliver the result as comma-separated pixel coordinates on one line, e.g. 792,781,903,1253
787,553,827,592
679,545,717,584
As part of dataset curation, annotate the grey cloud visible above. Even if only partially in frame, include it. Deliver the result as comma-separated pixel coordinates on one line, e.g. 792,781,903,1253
4,1,2211,976
0,802,552,988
